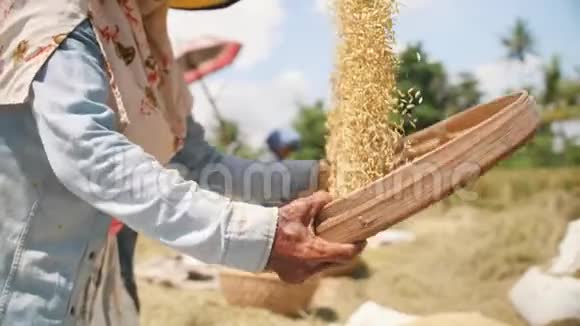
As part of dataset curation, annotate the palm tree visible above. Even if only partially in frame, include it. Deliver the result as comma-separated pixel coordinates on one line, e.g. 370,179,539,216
501,18,535,62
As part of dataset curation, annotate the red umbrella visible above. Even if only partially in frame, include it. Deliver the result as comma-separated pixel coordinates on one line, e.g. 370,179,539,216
176,36,242,84
176,36,242,142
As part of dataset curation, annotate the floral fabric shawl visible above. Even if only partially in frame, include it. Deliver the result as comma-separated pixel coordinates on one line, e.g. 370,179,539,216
0,0,195,163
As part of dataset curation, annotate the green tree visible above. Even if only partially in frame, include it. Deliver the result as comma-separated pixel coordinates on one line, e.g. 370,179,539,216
448,72,482,114
398,43,450,131
501,18,535,62
291,101,327,160
543,55,562,104
398,43,482,131
557,80,580,106
212,119,260,159
215,118,239,149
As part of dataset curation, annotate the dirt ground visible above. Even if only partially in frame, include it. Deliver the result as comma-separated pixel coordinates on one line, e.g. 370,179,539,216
135,168,580,326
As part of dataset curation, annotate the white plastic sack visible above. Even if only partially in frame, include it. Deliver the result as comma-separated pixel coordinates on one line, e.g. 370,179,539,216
549,220,580,275
367,230,416,248
510,267,580,325
346,301,417,326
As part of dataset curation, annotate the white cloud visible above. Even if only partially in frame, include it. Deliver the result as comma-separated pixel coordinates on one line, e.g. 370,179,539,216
315,0,331,14
168,0,284,69
474,55,544,100
190,70,313,148
398,0,434,12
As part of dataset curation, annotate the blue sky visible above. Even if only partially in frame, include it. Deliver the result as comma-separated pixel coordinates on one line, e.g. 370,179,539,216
396,0,579,73
168,0,579,147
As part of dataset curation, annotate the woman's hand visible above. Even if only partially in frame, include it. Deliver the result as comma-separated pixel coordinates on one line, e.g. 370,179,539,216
266,191,364,283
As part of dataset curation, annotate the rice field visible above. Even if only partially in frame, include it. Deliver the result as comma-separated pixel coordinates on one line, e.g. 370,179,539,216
136,168,580,326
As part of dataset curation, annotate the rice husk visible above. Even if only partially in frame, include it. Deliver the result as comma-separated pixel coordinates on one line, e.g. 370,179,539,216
326,0,405,197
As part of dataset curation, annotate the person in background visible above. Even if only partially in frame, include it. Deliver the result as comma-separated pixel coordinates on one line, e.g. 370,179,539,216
0,1,364,325
263,129,331,192
264,129,301,161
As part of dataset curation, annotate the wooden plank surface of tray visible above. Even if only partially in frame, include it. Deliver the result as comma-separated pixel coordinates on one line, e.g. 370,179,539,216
315,91,540,243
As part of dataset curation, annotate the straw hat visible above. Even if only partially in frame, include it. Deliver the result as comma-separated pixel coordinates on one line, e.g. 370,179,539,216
169,0,241,10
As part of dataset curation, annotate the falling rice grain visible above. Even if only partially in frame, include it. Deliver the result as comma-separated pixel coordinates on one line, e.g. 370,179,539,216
326,0,405,197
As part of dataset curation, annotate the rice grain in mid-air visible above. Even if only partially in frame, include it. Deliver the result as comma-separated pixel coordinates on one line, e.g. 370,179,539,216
326,0,406,197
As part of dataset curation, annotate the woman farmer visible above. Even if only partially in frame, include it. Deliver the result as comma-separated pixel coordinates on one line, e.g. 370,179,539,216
0,0,364,324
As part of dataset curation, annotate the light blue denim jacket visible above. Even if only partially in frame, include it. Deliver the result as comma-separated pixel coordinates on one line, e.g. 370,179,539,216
0,20,318,325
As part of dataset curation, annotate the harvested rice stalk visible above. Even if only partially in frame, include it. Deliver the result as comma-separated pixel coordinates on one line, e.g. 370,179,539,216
326,0,405,197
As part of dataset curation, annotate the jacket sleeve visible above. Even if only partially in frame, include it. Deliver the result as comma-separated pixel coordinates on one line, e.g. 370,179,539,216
170,117,320,206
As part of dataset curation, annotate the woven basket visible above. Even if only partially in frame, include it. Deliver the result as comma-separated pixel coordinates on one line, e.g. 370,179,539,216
322,256,365,277
219,269,320,316
316,91,540,243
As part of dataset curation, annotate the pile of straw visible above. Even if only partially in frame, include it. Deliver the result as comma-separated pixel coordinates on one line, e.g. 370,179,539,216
326,0,405,197
363,190,580,325
135,170,580,325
